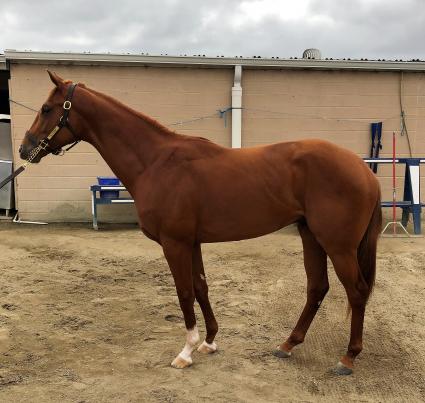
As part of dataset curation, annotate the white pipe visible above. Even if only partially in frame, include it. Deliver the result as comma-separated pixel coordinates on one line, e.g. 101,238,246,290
231,65,242,148
13,212,48,225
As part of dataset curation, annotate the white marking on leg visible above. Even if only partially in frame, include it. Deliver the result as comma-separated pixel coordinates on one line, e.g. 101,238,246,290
200,274,206,281
173,326,200,366
275,345,291,357
197,340,217,354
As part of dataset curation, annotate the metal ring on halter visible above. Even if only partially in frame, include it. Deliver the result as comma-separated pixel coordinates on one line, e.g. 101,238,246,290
39,139,50,150
63,100,72,110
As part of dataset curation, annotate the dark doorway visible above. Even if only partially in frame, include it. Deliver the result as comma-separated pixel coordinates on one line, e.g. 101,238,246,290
0,70,10,115
0,69,14,216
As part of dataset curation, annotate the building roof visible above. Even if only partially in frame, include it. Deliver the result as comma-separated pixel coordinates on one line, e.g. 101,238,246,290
4,50,425,72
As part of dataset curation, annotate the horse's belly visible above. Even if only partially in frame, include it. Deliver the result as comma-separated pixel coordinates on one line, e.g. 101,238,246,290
197,203,301,243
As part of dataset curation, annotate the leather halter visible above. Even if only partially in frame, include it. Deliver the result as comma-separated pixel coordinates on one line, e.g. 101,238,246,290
35,82,80,155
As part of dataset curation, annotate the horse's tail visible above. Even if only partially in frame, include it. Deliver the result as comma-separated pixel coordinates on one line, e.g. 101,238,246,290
357,189,382,303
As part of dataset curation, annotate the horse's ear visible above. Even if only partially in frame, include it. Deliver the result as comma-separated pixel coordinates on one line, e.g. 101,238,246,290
47,70,64,87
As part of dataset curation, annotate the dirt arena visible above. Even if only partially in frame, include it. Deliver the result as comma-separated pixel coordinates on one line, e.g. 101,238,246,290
0,222,423,402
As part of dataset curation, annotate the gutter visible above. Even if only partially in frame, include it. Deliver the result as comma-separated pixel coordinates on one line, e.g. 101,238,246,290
4,50,425,72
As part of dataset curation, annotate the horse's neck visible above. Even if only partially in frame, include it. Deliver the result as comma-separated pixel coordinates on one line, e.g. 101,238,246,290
76,88,173,189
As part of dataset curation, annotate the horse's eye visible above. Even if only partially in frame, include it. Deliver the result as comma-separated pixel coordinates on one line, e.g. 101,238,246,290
41,104,51,114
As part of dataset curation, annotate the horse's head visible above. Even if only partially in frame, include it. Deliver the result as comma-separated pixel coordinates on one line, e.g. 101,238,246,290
19,71,80,163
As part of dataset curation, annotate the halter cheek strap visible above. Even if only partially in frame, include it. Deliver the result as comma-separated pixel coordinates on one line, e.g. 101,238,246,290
39,83,80,155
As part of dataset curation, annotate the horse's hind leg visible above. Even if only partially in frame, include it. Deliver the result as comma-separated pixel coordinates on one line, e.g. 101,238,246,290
328,251,369,375
192,243,218,354
162,237,200,369
274,222,328,358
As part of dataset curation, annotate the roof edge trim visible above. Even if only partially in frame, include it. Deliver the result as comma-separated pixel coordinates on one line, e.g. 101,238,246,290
4,50,425,72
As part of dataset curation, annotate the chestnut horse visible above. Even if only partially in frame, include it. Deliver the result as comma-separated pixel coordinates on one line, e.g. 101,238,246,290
19,71,381,375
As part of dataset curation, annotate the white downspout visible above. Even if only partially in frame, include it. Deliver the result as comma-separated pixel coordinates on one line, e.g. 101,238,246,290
231,65,242,148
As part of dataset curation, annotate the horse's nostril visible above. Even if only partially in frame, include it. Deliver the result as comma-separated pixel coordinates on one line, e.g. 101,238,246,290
19,144,28,160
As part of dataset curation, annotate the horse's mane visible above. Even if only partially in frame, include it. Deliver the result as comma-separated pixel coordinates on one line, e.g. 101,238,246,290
77,82,178,137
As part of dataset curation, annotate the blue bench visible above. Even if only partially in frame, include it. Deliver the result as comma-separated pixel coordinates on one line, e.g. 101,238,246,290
90,184,134,230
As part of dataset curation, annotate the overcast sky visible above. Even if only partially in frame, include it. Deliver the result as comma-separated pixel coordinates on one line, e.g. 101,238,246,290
1,0,424,60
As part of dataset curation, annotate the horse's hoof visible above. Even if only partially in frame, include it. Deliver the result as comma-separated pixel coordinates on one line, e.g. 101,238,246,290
333,361,353,375
197,340,217,354
273,347,292,359
171,355,192,369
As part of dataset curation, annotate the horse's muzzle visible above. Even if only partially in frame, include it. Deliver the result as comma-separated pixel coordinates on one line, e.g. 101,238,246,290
19,143,43,163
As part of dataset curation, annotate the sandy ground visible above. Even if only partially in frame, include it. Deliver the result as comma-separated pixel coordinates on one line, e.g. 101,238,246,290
0,222,423,403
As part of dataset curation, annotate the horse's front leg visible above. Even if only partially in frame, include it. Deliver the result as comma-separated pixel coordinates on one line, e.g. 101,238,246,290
162,237,200,369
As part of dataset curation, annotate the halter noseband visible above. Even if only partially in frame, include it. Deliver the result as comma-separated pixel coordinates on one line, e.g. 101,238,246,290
36,82,80,156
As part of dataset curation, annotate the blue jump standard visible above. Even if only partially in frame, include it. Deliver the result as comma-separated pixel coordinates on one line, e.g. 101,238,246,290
364,158,425,235
90,158,425,234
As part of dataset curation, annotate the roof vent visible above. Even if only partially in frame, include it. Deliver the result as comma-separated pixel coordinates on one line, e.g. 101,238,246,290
302,48,322,60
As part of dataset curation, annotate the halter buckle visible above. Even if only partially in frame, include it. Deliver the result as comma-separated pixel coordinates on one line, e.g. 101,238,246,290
39,139,49,150
63,100,72,110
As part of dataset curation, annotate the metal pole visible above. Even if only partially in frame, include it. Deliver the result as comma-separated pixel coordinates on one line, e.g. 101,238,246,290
392,132,396,235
